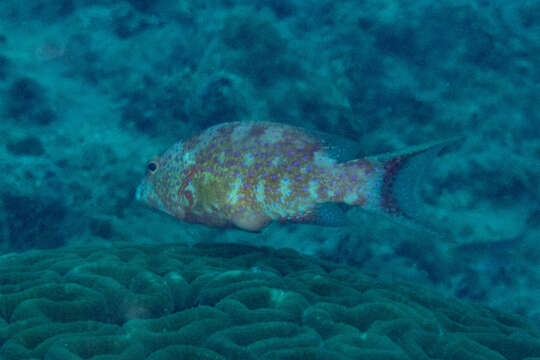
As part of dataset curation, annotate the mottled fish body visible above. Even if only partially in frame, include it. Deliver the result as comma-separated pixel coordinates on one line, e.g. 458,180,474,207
137,122,449,231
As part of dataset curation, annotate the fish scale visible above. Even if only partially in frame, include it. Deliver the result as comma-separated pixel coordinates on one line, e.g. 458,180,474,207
137,121,453,231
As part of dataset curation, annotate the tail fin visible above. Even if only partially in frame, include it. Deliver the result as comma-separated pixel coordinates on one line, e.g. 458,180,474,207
366,138,461,226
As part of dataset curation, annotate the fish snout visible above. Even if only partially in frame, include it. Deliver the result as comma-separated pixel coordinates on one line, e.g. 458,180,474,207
136,179,163,211
136,179,182,218
136,179,151,203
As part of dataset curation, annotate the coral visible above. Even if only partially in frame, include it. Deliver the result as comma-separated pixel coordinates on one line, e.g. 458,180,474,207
0,243,539,359
2,194,67,251
221,12,301,86
5,77,56,125
0,54,8,80
112,5,156,39
88,218,115,239
187,73,248,128
6,136,45,157
255,0,295,18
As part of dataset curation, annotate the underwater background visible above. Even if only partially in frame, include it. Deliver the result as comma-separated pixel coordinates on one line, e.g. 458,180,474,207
0,0,539,359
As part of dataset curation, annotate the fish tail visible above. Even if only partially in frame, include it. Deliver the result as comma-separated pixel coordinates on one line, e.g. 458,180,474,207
338,138,461,227
367,138,461,224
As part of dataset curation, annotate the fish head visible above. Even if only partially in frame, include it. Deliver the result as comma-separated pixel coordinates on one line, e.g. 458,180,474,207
136,141,188,219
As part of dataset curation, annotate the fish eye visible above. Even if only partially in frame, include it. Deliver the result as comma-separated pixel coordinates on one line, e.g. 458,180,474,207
147,161,158,173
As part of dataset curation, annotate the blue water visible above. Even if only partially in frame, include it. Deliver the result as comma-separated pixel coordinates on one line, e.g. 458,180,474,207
0,1,539,359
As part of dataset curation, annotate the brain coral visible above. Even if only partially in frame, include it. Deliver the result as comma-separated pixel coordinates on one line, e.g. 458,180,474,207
1,243,539,360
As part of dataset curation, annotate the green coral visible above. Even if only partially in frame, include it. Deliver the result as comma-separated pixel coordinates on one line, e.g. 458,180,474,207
0,243,539,359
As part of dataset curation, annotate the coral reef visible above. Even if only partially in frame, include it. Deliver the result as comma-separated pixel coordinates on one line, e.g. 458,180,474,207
1,243,539,359
0,0,539,334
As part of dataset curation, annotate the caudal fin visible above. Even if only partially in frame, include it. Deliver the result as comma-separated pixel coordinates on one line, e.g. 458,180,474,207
368,138,461,225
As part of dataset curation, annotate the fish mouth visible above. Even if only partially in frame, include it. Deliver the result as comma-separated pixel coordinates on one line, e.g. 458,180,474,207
136,180,149,202
135,179,174,217
135,183,143,202
136,179,158,206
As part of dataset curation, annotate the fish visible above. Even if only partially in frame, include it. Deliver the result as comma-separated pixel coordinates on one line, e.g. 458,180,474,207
136,121,454,232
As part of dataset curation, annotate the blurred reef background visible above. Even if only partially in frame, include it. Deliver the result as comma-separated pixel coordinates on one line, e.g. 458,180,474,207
0,0,539,358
